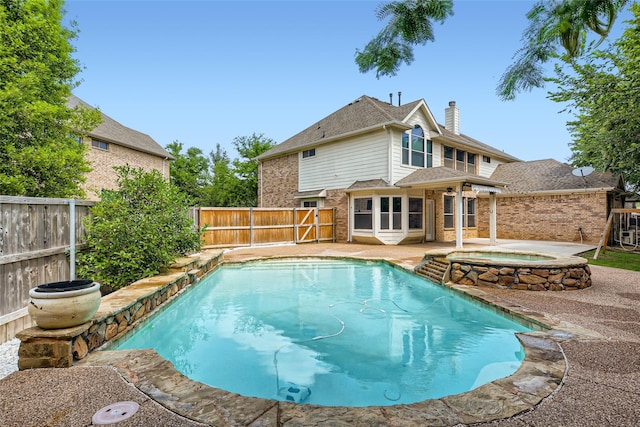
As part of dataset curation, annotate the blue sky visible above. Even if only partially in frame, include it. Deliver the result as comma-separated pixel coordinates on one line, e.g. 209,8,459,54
65,1,630,163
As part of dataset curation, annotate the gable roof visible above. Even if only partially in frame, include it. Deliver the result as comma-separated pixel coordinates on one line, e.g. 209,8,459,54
258,95,519,162
68,95,173,160
490,159,623,194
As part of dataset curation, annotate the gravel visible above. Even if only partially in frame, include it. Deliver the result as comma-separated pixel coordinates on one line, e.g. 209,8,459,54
0,338,19,380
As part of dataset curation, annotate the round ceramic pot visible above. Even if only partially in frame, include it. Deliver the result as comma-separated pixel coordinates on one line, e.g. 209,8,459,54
28,280,102,329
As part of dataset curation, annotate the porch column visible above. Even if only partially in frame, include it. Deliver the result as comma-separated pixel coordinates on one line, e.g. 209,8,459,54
455,184,463,249
489,192,497,245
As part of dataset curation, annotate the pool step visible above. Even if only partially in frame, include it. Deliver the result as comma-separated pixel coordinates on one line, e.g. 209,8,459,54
415,257,449,284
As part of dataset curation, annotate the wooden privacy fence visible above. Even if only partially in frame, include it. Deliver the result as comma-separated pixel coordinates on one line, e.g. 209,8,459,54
0,196,94,343
192,207,336,248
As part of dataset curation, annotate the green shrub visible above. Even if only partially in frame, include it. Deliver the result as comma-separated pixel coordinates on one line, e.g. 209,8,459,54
77,166,202,290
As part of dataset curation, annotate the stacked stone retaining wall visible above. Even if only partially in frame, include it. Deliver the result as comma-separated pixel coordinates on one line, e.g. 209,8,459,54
449,262,592,291
17,251,223,370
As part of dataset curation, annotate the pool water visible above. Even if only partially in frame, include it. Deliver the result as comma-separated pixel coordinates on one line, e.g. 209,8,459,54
115,259,531,407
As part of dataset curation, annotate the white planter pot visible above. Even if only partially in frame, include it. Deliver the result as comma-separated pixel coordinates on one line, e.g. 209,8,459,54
28,280,102,329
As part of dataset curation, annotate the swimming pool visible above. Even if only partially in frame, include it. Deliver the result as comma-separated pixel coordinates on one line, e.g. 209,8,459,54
115,259,531,407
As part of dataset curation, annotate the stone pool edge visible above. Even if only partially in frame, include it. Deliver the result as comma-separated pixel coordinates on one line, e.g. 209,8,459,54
71,254,598,426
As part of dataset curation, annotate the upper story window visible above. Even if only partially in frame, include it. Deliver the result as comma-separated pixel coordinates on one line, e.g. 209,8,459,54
302,148,316,158
91,138,109,150
482,155,491,163
402,125,432,168
444,146,476,173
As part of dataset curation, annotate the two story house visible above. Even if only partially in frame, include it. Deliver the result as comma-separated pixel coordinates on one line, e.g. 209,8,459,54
68,95,173,199
257,95,521,247
257,95,625,246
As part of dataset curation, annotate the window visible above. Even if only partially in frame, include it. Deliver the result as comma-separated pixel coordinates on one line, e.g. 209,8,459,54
456,149,466,171
482,155,491,163
354,198,372,229
467,153,476,174
408,197,423,229
402,125,432,167
302,148,316,158
302,201,318,208
466,198,476,227
91,139,109,150
444,196,476,229
444,146,476,173
444,146,454,169
444,196,454,228
380,197,402,230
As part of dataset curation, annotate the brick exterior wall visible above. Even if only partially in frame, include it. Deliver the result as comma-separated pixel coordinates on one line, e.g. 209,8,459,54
326,189,349,242
258,154,299,208
82,140,170,200
477,192,610,244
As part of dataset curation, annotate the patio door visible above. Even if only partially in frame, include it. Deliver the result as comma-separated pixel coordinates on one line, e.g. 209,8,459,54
425,199,435,241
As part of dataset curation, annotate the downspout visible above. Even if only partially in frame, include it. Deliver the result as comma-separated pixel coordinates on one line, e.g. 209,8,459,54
384,124,392,183
259,160,263,207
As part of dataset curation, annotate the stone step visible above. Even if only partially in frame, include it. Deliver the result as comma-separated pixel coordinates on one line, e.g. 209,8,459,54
415,259,450,284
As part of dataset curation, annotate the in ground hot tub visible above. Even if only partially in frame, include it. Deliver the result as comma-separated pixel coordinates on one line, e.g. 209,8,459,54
443,249,591,291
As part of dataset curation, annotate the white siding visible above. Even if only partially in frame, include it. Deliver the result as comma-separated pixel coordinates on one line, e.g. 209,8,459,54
390,111,440,183
299,131,389,191
478,156,504,177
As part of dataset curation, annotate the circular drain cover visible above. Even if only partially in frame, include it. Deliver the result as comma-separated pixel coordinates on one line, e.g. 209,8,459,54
92,401,139,425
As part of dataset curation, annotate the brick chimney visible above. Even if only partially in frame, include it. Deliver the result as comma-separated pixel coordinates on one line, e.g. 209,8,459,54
445,101,459,135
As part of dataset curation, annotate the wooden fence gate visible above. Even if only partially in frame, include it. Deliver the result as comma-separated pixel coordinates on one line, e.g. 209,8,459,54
191,207,336,248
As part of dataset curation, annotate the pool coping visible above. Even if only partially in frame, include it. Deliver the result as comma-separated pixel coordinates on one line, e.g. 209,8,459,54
75,254,605,426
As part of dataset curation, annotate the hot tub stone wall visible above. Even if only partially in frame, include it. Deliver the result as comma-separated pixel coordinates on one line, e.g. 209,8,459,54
449,263,592,291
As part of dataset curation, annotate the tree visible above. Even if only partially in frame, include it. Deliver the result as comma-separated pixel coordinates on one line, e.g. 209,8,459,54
547,3,640,190
497,0,629,100
77,166,202,291
355,0,453,78
0,0,101,197
166,140,211,205
229,133,275,207
355,0,628,100
204,143,234,207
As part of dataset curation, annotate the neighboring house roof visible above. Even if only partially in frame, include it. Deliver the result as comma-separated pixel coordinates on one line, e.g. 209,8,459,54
490,159,623,194
68,95,173,160
258,95,518,162
395,166,507,189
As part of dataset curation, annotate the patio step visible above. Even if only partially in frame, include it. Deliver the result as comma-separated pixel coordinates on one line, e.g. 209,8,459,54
415,257,449,284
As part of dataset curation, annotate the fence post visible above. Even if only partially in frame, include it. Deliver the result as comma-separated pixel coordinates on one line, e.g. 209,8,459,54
315,207,320,243
293,208,297,243
69,199,76,280
249,207,254,246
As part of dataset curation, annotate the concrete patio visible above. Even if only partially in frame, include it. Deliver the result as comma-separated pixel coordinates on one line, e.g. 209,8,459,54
1,240,638,426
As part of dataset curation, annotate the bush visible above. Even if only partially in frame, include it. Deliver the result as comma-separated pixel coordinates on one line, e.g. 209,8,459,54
77,166,202,290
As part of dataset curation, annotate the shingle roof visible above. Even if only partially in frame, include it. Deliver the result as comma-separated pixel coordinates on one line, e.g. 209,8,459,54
258,95,419,160
258,95,520,162
490,159,622,194
434,126,520,162
347,178,396,190
395,167,506,188
68,95,173,159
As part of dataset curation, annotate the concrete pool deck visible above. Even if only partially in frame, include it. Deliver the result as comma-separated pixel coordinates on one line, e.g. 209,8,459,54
1,241,639,426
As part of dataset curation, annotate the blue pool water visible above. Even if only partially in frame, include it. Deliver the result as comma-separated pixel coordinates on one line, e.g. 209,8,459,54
116,259,531,406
